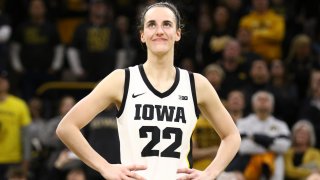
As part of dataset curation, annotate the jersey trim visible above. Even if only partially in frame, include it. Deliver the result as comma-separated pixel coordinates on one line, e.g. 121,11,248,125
138,64,180,98
187,138,193,168
189,72,200,118
116,68,130,118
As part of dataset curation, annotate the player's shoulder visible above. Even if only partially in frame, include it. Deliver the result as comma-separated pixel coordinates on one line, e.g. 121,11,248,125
191,72,211,91
108,68,126,79
97,69,126,89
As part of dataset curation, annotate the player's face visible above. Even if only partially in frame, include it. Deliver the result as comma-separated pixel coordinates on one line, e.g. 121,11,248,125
140,7,181,56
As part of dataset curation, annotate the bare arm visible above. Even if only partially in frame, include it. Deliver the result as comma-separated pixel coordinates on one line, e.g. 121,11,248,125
195,73,241,178
192,139,218,161
178,73,241,179
56,69,146,179
56,69,123,170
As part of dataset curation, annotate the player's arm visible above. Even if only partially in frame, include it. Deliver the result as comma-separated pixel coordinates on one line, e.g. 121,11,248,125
195,73,241,178
192,137,218,161
56,69,146,179
56,69,122,169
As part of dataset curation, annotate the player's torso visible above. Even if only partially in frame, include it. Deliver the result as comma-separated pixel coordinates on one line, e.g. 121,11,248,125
116,65,198,180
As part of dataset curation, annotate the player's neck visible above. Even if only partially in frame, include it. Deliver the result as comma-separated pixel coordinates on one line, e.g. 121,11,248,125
143,60,175,79
147,48,174,65
142,62,176,93
145,51,174,71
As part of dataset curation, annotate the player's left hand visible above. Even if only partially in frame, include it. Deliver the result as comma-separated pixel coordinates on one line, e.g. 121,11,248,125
177,168,214,180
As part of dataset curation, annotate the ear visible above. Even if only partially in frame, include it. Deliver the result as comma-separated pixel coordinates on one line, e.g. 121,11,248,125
175,29,181,42
140,31,146,43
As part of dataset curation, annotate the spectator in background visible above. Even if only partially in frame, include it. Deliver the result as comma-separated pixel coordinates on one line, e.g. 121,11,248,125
218,39,248,99
270,0,287,16
226,90,246,122
42,96,75,170
0,12,11,70
6,166,28,180
28,97,46,147
192,114,220,171
285,120,320,180
193,13,212,70
242,59,273,114
299,70,320,149
202,63,225,99
86,106,120,180
0,69,31,180
10,0,64,101
236,27,261,72
67,0,119,81
28,97,48,180
115,15,136,69
289,0,320,40
230,91,291,180
270,59,299,128
224,0,247,36
239,0,285,61
49,149,85,180
286,34,316,101
207,4,233,62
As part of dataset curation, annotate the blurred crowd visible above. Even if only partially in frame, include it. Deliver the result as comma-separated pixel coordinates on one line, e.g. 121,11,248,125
1,0,320,179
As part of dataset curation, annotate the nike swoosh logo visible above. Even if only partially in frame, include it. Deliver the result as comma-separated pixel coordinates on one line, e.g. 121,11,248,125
132,92,145,98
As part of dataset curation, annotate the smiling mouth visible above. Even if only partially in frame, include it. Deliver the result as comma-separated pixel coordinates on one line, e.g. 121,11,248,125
153,38,167,41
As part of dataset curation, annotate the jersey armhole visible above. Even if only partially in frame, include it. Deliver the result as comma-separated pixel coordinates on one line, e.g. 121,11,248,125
116,68,130,118
188,72,200,118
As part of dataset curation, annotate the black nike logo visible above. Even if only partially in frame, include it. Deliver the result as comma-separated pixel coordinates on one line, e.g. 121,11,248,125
132,92,145,98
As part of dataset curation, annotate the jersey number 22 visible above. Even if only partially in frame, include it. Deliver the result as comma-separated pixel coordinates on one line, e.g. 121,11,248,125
139,126,182,158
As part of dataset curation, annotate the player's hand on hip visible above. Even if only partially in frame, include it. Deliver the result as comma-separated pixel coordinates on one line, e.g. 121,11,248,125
177,168,214,180
100,164,147,180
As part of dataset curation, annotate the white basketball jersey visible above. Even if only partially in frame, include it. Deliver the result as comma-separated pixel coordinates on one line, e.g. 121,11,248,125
116,65,199,180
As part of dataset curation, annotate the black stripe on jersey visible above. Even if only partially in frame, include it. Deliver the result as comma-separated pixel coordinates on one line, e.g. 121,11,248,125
139,64,180,98
188,138,193,168
189,72,200,118
116,68,130,118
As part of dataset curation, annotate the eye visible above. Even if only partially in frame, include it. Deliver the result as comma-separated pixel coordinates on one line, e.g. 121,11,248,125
163,21,172,28
147,22,156,29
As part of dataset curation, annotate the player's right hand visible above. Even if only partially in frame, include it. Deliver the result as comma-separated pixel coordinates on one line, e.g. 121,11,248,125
100,164,147,180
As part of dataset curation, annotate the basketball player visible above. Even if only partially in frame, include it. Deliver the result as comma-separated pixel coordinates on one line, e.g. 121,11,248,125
56,2,240,179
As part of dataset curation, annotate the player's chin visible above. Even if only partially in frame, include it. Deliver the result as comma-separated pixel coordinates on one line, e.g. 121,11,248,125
151,48,171,56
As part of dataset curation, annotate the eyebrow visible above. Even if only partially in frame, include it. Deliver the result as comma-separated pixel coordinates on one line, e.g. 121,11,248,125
146,20,156,25
163,20,173,24
146,20,174,24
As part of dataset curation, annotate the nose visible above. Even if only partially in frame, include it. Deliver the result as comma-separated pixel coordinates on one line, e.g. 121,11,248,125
155,25,164,36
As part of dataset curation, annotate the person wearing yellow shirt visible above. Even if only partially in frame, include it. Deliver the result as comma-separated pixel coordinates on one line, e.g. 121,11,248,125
285,120,320,180
0,69,31,179
192,114,220,170
239,0,285,61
